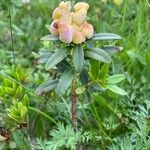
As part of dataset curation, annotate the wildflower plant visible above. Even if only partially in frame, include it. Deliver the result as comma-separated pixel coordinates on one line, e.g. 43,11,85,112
36,1,126,128
1,0,150,149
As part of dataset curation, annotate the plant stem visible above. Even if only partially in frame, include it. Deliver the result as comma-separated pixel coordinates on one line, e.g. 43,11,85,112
71,79,77,128
8,0,15,66
71,79,83,150
29,106,57,125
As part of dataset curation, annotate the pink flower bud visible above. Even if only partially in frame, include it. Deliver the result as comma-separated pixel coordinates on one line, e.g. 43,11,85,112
72,29,85,44
80,21,94,39
58,22,74,43
49,20,60,36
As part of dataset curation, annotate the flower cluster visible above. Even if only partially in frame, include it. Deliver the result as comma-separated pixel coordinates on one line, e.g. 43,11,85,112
49,1,94,44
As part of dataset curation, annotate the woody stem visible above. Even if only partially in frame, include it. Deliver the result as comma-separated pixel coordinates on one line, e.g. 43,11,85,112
71,79,77,128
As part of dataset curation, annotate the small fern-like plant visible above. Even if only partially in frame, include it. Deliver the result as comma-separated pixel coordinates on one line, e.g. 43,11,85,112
36,123,92,150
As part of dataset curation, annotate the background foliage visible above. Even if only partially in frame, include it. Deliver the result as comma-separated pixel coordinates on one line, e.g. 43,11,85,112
0,0,150,149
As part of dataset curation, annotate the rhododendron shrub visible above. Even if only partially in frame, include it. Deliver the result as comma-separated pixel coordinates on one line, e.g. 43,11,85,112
36,1,126,127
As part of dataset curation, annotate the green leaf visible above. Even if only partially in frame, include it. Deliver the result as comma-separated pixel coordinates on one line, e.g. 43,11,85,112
14,86,22,98
0,142,5,149
106,84,127,95
4,78,12,86
7,113,22,122
35,80,58,95
57,68,74,96
92,33,122,40
39,49,49,54
79,70,89,85
7,102,28,123
73,45,84,73
38,51,54,64
18,102,23,110
75,86,86,95
91,84,105,92
107,74,126,84
56,60,70,73
39,123,92,150
85,48,111,63
145,53,150,80
40,34,59,41
98,64,109,81
21,106,28,118
102,45,123,53
45,48,68,70
22,94,29,108
89,59,100,80
92,93,114,114
5,87,14,95
13,130,32,150
9,141,17,149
